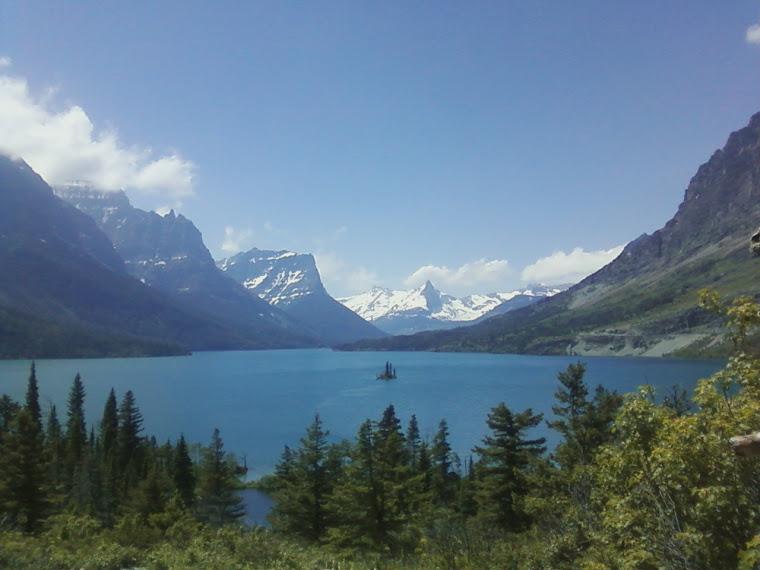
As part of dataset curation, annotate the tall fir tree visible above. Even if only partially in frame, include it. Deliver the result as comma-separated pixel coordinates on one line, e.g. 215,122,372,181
116,390,145,494
44,404,65,495
196,428,245,526
269,413,344,541
0,409,50,533
24,361,42,431
328,407,428,553
0,395,19,435
64,373,87,488
430,418,458,507
547,362,622,469
173,434,196,508
473,403,546,532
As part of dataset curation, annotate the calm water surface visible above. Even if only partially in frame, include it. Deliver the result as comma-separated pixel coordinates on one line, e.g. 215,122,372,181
0,349,724,478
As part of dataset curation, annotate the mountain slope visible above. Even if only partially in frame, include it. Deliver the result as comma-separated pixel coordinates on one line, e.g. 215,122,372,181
0,155,300,357
218,248,385,345
343,112,760,357
56,187,320,349
339,281,563,335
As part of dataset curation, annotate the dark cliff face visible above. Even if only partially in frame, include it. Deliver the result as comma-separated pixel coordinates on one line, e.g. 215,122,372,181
587,112,760,287
55,188,220,291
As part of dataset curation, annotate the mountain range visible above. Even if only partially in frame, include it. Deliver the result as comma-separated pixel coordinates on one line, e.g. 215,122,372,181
4,111,760,359
0,155,387,359
342,112,760,357
0,156,278,358
338,281,564,335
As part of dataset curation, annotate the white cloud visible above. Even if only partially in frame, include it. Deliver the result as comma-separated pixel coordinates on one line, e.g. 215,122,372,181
404,259,511,295
0,72,195,200
520,245,625,285
314,251,379,297
221,226,255,254
0,56,11,68
747,23,760,44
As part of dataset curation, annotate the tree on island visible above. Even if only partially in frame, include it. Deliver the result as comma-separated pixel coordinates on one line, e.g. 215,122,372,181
376,361,397,380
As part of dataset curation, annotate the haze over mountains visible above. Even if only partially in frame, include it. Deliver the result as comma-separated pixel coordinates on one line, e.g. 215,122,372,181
345,112,760,357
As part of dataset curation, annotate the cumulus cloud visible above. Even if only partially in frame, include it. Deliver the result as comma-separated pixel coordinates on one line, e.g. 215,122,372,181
221,226,255,254
0,72,196,200
314,251,379,297
0,56,11,68
520,245,625,285
404,259,511,295
747,23,760,44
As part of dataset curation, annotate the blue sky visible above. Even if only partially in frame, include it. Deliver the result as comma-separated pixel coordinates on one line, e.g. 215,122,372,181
1,1,759,297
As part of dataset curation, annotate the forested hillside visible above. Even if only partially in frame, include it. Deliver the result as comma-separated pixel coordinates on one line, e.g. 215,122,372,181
3,291,760,568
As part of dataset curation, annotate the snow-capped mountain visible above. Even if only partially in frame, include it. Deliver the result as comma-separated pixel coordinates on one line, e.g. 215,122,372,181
218,249,326,307
55,186,322,349
218,249,385,344
339,281,565,335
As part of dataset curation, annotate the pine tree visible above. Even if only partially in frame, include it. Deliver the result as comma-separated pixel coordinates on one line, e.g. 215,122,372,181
430,419,458,507
65,373,87,481
196,428,245,526
24,361,42,431
100,388,119,456
173,434,196,508
0,395,19,435
327,407,427,552
269,414,343,541
44,404,65,493
473,403,546,532
405,414,422,470
547,362,622,469
0,409,50,532
116,390,145,494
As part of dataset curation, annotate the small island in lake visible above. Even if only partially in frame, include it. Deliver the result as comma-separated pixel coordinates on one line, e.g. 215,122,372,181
376,361,397,380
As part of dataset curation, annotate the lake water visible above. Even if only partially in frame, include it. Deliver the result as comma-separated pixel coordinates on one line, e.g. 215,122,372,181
0,349,724,478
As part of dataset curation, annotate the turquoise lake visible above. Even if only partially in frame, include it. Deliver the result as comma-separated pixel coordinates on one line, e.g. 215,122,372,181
0,349,725,480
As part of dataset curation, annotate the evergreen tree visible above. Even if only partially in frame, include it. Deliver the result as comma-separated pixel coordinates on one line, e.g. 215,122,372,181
65,373,87,480
196,428,245,526
100,388,118,457
405,414,423,470
116,390,144,494
0,409,50,532
269,413,343,541
173,434,196,508
430,419,457,507
0,394,19,435
44,404,65,493
473,403,545,532
24,361,42,431
327,407,427,552
547,362,622,469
